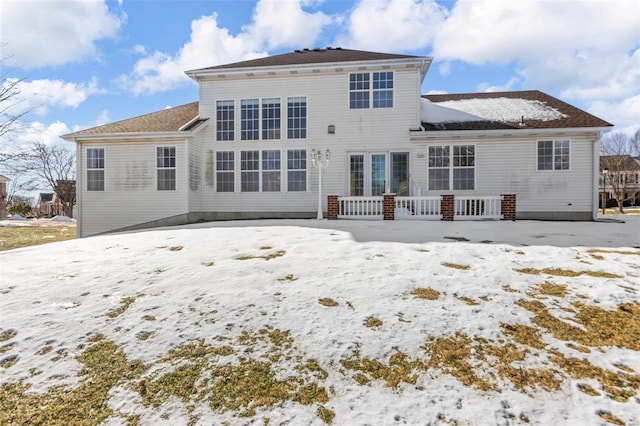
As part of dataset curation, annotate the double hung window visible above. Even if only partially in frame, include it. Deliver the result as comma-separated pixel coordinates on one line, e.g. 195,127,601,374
157,147,176,191
216,151,234,192
287,97,306,139
287,149,306,192
216,100,234,141
86,148,105,191
241,99,259,140
262,98,281,140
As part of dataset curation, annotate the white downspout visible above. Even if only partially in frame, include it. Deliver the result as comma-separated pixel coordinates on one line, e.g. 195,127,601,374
592,133,601,221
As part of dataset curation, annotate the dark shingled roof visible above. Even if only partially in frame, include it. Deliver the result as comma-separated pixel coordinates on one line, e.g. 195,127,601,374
63,102,200,138
422,90,612,130
191,47,422,72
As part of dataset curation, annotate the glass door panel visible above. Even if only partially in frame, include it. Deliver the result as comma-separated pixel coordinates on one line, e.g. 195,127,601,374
391,152,408,196
371,153,387,196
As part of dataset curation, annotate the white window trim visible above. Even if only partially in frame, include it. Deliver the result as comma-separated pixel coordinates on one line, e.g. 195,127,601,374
86,147,105,192
426,144,476,191
214,150,235,193
156,145,177,192
286,148,308,192
536,139,571,171
349,71,394,110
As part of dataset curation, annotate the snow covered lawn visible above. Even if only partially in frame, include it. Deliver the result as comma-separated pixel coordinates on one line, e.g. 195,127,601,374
1,221,639,425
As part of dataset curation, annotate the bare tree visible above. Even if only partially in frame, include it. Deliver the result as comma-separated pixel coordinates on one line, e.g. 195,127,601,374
17,142,76,217
600,132,640,213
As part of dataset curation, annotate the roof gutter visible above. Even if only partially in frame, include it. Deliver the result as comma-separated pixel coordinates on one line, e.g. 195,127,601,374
410,126,613,141
62,131,193,143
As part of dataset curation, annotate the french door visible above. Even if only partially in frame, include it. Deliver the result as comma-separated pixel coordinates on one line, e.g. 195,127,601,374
349,152,408,196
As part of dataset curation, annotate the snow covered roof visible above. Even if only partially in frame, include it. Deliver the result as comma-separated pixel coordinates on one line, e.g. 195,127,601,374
421,91,612,131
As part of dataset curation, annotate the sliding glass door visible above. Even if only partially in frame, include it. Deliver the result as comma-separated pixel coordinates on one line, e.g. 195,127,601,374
349,152,408,196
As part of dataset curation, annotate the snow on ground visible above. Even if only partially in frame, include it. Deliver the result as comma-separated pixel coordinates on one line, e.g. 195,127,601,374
1,219,639,425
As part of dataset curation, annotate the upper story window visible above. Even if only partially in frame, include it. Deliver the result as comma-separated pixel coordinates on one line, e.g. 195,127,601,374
241,99,259,140
428,145,475,190
86,148,105,191
287,97,307,139
373,72,393,108
216,100,234,141
538,140,570,170
157,146,176,191
349,73,370,109
349,72,393,109
262,98,281,140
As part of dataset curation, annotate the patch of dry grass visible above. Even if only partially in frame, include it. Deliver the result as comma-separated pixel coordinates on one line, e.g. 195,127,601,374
411,287,440,300
0,226,76,251
0,330,17,342
588,249,640,256
455,295,480,306
0,335,146,426
500,323,545,349
597,410,626,426
532,282,567,298
364,317,383,328
515,267,622,279
319,298,339,307
236,250,286,261
442,262,470,270
341,350,426,389
106,296,137,319
517,300,640,351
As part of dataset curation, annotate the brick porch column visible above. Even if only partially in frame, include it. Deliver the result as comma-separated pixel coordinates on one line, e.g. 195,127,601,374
441,194,454,221
383,193,396,220
501,194,516,221
327,195,339,220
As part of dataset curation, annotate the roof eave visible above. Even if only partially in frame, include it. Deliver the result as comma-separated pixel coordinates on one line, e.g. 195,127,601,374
186,57,432,81
409,126,613,141
62,131,195,143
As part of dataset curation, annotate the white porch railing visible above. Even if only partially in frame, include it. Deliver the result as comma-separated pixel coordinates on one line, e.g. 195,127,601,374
338,196,383,219
454,195,503,220
395,196,441,220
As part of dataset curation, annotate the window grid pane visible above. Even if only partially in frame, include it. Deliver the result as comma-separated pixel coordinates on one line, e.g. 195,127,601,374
555,140,570,170
262,150,281,192
241,150,260,192
216,151,234,192
241,99,259,140
157,147,176,191
287,149,306,192
262,98,281,140
453,145,475,190
372,72,393,108
350,155,364,196
349,73,370,109
287,97,307,139
216,100,234,141
538,141,553,170
428,146,450,190
86,148,105,191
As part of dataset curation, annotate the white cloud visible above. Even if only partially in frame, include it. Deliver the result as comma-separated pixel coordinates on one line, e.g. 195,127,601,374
476,77,521,93
337,0,447,52
588,95,640,135
14,121,72,146
120,0,331,95
95,110,110,126
4,77,104,116
433,0,638,65
430,0,639,133
1,0,124,68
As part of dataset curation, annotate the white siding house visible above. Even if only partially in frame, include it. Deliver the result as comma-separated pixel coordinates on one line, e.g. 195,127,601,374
63,48,612,237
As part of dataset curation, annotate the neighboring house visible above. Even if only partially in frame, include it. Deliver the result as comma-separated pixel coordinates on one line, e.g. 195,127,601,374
37,192,64,217
599,155,640,208
0,175,8,219
63,48,612,237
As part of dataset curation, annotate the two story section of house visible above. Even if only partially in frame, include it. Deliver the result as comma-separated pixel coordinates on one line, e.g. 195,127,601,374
63,48,612,237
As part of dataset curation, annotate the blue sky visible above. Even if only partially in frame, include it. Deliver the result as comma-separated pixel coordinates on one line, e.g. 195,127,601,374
1,0,639,159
